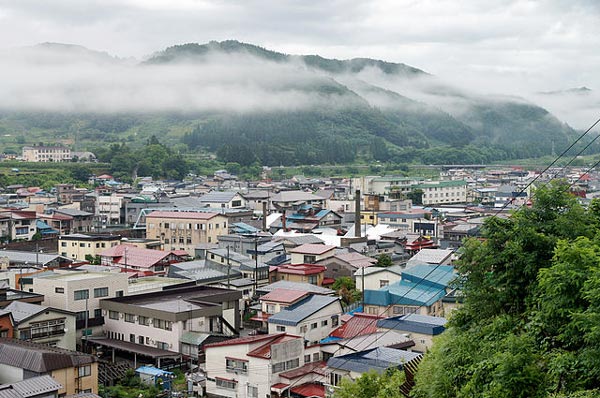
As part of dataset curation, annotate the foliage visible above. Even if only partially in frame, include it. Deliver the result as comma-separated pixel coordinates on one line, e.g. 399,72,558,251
85,254,101,265
375,254,393,267
100,369,163,398
332,276,361,304
335,368,406,398
412,182,600,398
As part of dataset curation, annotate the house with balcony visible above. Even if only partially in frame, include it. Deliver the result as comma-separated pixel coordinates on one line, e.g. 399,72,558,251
205,333,325,398
0,301,76,350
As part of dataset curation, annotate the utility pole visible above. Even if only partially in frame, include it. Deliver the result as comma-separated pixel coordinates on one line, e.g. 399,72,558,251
226,245,231,289
254,233,258,298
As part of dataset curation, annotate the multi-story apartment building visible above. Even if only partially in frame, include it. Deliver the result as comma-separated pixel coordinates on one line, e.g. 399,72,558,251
413,180,468,205
146,211,228,255
58,233,121,260
31,270,129,345
96,194,123,225
100,286,242,361
22,146,71,162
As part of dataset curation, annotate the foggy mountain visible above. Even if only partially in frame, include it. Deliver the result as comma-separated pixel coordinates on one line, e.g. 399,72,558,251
0,40,589,165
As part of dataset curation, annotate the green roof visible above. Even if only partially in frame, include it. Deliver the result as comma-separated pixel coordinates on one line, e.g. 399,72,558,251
413,180,467,189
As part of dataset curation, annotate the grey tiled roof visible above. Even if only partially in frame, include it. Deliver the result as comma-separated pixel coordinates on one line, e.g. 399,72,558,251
268,295,340,326
199,191,239,203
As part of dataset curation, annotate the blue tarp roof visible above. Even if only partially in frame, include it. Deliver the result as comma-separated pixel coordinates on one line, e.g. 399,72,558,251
136,366,174,377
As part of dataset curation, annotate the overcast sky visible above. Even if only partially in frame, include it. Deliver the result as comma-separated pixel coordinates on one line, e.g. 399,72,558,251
0,0,599,125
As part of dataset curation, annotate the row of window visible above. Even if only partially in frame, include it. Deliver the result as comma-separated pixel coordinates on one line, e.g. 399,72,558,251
19,318,67,340
61,241,116,248
109,311,172,330
71,288,110,300
154,222,226,230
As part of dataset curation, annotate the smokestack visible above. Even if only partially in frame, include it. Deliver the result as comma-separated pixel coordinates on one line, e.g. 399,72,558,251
262,201,268,232
282,210,287,232
355,190,361,238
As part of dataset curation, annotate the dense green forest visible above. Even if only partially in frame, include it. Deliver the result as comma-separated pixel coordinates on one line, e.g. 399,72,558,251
335,182,600,398
0,40,593,171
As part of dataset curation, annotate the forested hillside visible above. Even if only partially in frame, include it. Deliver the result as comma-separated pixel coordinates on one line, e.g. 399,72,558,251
0,40,591,167
335,183,600,398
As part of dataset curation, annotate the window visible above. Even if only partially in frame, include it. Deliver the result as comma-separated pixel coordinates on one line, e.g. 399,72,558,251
321,320,328,327
78,365,91,377
76,311,88,322
130,334,135,343
154,319,172,330
109,311,119,320
94,287,109,298
79,243,86,247
272,358,300,373
313,353,320,361
380,280,389,288
304,354,311,363
55,287,64,294
116,290,124,297
332,315,339,327
156,341,169,350
74,289,89,301
61,242,67,247
124,313,135,323
300,325,308,333
304,255,316,264
138,316,150,326
311,322,317,329
216,378,237,390
94,308,102,318
29,318,66,338
226,358,248,374
247,385,258,398
138,335,144,345
19,329,31,340
276,325,286,332
308,275,317,285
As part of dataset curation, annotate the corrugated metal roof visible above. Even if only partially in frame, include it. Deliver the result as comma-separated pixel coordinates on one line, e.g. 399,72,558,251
6,375,62,397
329,313,382,339
268,295,340,326
2,301,47,323
0,338,96,373
326,347,421,374
198,191,239,203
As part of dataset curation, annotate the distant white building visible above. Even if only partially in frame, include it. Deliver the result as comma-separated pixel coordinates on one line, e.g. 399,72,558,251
22,146,71,162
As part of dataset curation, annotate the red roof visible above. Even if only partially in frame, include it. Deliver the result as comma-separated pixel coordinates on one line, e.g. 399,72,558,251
330,313,383,339
39,213,72,221
146,211,220,220
271,383,289,390
291,383,325,398
322,278,335,285
289,244,336,255
275,264,326,276
248,334,299,359
249,313,271,322
101,244,181,269
205,333,286,349
260,289,308,304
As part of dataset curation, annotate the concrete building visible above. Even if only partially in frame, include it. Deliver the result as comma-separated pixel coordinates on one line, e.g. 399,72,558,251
21,146,71,162
96,194,123,226
146,211,229,255
58,234,121,260
413,180,468,205
31,270,128,344
99,286,242,364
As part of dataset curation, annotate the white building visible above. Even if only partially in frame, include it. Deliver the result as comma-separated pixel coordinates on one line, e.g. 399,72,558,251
267,295,343,346
31,270,129,344
22,146,71,162
413,180,468,205
96,194,123,225
205,333,324,398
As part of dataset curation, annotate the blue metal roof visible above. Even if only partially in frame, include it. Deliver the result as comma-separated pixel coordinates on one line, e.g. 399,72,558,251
136,366,174,377
377,314,447,336
268,295,340,326
402,265,455,289
365,282,446,307
326,347,421,374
